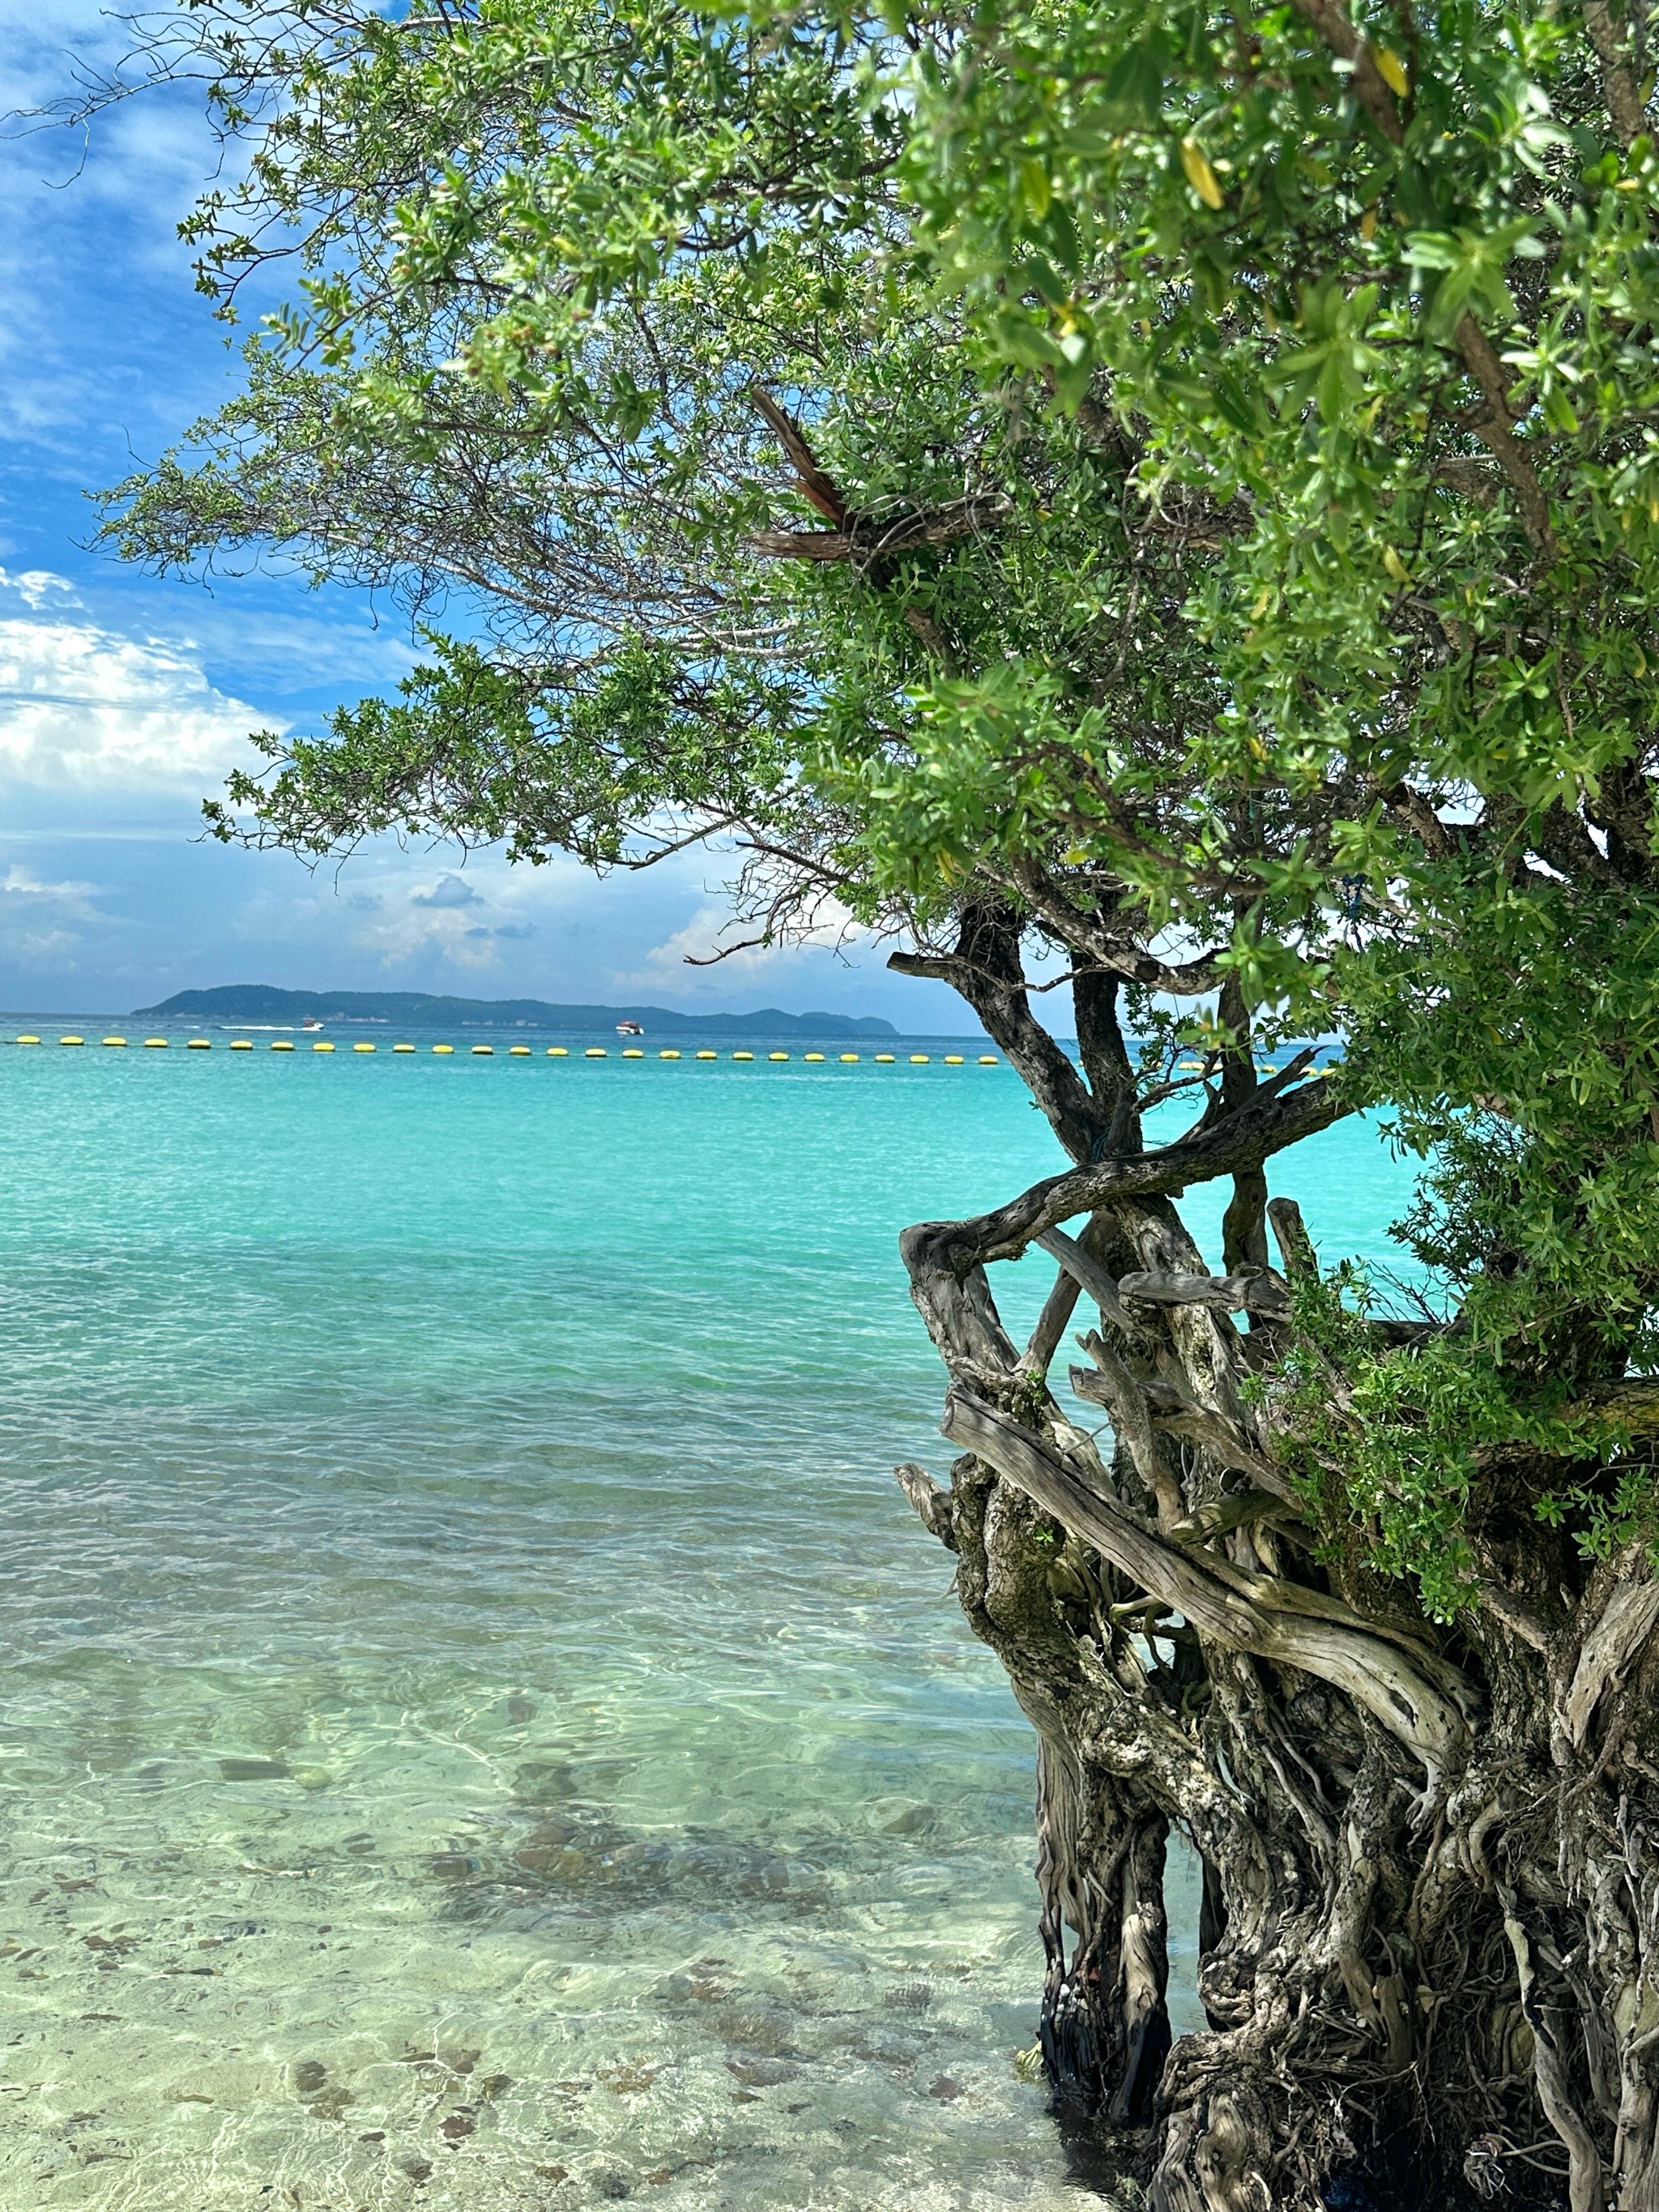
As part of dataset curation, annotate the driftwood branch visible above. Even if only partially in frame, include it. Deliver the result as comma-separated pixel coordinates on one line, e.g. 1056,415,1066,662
1117,1266,1290,1319
904,1074,1349,1282
1035,1227,1146,1339
1560,1577,1659,1749
1071,1337,1295,1498
1068,1336,1184,1525
1021,1264,1083,1377
1267,1196,1317,1279
895,1461,957,1552
941,1391,1471,1773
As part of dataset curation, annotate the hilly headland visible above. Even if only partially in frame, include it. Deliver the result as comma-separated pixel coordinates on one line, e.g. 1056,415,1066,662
134,984,899,1037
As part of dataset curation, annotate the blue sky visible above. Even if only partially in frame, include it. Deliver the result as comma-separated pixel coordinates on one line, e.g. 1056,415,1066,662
0,5,970,1026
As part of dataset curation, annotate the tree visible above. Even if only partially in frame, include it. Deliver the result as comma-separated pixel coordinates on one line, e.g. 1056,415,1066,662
80,0,1659,2201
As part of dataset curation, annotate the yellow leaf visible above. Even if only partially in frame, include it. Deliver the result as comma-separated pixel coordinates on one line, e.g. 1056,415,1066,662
1372,45,1410,99
1636,646,1648,678
1382,546,1411,586
1251,584,1272,619
1180,139,1225,211
1017,158,1051,222
1360,203,1379,243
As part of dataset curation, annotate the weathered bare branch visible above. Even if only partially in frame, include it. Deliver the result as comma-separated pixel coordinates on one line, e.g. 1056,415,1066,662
942,1392,1472,1773
1035,1226,1147,1339
1117,1267,1290,1320
1021,1264,1084,1378
904,1074,1349,1281
1560,1577,1659,1749
895,1461,957,1551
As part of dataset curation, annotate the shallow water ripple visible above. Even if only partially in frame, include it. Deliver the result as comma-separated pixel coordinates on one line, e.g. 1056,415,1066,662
0,1031,1403,2208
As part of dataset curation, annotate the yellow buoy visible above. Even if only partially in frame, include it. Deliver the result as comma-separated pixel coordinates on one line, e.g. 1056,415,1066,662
433,1044,454,1054
510,1044,532,1056
548,1046,568,1057
769,1052,789,1061
840,1053,859,1062
393,1043,416,1053
874,1053,895,1063
659,1049,681,1060
313,1041,335,1053
732,1051,753,1061
696,1050,718,1060
353,1042,376,1053
944,1054,964,1065
103,1036,126,1048
16,1034,41,1045
271,1040,294,1052
471,1044,493,1055
59,1035,84,1046
910,1054,930,1064
188,1038,212,1049
621,1047,644,1058
229,1040,253,1052
586,1047,607,1058
979,1055,999,1065
804,1052,825,1063
144,1039,168,1048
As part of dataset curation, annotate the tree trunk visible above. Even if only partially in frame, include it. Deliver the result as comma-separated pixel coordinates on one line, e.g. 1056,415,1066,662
898,1177,1659,2209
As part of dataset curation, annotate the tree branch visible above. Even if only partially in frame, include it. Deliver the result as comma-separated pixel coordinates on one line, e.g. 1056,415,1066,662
942,1392,1471,1773
903,1074,1349,1279
1582,0,1648,146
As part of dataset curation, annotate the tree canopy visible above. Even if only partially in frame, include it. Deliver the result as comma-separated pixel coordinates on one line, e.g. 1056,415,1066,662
80,2,1659,2199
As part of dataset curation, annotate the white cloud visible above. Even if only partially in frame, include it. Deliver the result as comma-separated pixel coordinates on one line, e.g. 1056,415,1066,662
232,857,546,973
0,859,111,963
0,595,273,795
616,897,876,996
412,872,483,910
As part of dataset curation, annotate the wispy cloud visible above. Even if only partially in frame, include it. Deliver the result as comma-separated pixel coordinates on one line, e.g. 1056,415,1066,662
616,898,876,997
0,858,111,963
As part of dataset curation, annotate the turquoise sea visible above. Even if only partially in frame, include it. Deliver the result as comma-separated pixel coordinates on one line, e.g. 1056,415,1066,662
0,1019,1415,2210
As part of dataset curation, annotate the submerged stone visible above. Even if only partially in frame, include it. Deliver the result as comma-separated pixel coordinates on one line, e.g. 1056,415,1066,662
218,1757,289,1783
881,1804,935,1834
512,1758,576,1804
724,2056,797,2087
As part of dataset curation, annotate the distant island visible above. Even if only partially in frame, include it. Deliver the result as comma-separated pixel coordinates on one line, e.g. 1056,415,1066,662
133,985,899,1037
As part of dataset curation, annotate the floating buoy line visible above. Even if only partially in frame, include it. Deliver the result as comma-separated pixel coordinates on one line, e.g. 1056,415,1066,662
8,1031,1005,1065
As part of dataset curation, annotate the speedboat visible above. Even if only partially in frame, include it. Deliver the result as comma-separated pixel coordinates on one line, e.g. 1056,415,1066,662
616,1020,643,1036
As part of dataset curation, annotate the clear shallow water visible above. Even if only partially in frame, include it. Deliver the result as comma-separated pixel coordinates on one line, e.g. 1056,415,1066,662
0,1025,1414,2210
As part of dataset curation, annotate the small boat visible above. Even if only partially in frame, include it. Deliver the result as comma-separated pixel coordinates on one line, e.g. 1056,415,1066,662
302,1017,325,1031
616,1019,643,1036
